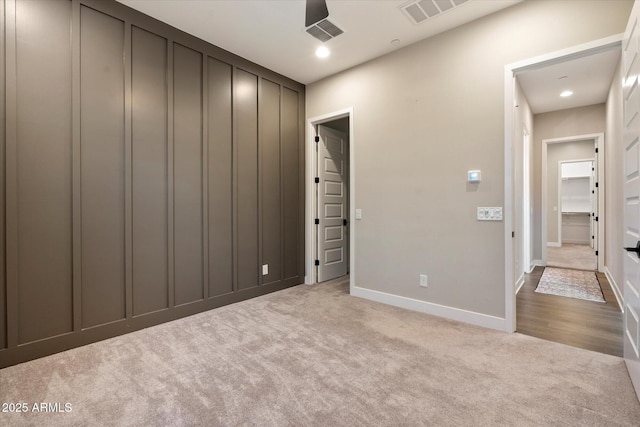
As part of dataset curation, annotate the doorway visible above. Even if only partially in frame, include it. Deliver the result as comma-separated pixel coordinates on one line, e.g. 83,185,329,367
503,35,622,332
306,109,354,285
542,137,600,271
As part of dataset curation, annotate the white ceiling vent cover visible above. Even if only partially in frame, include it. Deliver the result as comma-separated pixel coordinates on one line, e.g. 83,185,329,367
306,19,344,42
401,0,469,24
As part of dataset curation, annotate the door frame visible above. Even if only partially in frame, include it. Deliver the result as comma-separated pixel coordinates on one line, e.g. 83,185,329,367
523,128,532,274
542,136,602,267
556,158,604,251
306,108,354,286
503,33,622,332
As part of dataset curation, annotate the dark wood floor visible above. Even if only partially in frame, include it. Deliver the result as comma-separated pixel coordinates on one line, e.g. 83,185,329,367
516,266,623,357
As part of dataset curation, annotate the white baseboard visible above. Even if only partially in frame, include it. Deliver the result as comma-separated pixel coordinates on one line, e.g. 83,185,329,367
515,273,525,294
531,259,544,270
604,266,624,313
351,285,506,332
547,242,561,247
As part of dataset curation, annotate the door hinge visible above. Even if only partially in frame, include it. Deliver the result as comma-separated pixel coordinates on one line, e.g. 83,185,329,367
315,135,319,143
315,218,319,225
592,235,594,239
595,216,599,222
595,250,599,256
315,177,319,184
595,147,599,153
512,231,515,238
315,259,320,266
595,182,599,188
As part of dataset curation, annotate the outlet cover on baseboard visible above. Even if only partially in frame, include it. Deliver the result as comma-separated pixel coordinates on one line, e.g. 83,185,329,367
420,274,428,288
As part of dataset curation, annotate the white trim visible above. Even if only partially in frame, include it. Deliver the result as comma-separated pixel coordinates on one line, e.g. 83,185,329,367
515,273,525,295
531,259,544,270
504,33,622,334
306,108,355,288
604,266,624,313
547,241,561,248
351,286,507,332
504,65,516,332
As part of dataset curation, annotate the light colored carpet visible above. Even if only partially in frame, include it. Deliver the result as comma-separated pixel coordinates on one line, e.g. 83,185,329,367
1,277,639,426
535,267,605,303
547,243,597,271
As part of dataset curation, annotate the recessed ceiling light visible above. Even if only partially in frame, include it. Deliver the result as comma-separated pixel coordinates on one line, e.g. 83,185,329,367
560,90,573,97
315,46,330,58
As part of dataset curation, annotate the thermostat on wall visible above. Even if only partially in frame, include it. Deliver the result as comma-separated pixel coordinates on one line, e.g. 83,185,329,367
468,170,481,183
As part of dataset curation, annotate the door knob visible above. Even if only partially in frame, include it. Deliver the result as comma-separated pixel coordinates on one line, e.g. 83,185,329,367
625,241,640,258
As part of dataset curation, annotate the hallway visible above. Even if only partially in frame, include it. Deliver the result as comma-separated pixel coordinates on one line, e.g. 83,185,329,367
516,266,622,356
547,243,597,271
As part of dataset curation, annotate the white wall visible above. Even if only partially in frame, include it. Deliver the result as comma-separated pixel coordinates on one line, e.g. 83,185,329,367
605,59,624,302
306,0,632,321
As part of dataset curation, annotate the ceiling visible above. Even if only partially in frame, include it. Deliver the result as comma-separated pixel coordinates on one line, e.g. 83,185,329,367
116,0,522,84
517,47,621,114
116,0,619,114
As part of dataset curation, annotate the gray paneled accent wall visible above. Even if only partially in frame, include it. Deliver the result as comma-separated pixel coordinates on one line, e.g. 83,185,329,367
0,0,305,368
0,0,5,350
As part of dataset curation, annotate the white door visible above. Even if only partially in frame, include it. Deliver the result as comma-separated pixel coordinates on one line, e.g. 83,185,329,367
317,125,348,282
622,0,640,397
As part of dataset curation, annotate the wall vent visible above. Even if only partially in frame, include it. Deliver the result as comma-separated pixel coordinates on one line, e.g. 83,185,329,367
306,18,344,42
401,0,469,24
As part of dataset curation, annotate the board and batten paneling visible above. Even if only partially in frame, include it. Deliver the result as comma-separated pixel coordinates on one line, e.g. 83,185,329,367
15,0,74,343
282,87,303,280
131,26,169,316
0,0,6,350
0,0,304,369
207,57,234,298
173,43,204,306
236,69,260,291
80,5,126,329
261,79,282,285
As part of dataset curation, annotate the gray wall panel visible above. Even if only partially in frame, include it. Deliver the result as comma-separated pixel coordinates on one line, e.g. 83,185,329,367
282,88,301,280
260,79,282,284
15,0,73,343
132,27,168,316
0,0,304,368
173,43,204,305
80,6,126,328
207,57,233,297
236,70,259,290
0,0,6,349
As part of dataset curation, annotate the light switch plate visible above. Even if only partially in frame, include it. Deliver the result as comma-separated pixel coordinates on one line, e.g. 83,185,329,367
477,207,503,221
355,209,362,220
262,264,268,275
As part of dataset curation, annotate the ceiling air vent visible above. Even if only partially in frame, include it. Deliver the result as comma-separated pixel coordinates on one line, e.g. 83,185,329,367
401,0,469,24
306,18,344,42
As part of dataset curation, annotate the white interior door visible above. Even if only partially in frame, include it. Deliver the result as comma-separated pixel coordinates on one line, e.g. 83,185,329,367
317,125,348,282
622,0,640,398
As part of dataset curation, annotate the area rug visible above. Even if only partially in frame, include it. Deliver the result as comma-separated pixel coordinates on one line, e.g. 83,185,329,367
535,267,605,303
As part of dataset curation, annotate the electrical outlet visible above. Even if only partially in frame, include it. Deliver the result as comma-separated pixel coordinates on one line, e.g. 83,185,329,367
262,264,268,275
420,274,428,288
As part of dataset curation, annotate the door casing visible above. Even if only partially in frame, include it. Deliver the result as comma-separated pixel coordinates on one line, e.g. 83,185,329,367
306,108,355,286
541,136,602,269
504,33,622,332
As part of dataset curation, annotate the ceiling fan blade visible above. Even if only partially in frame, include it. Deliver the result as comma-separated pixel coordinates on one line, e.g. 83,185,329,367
305,0,329,27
